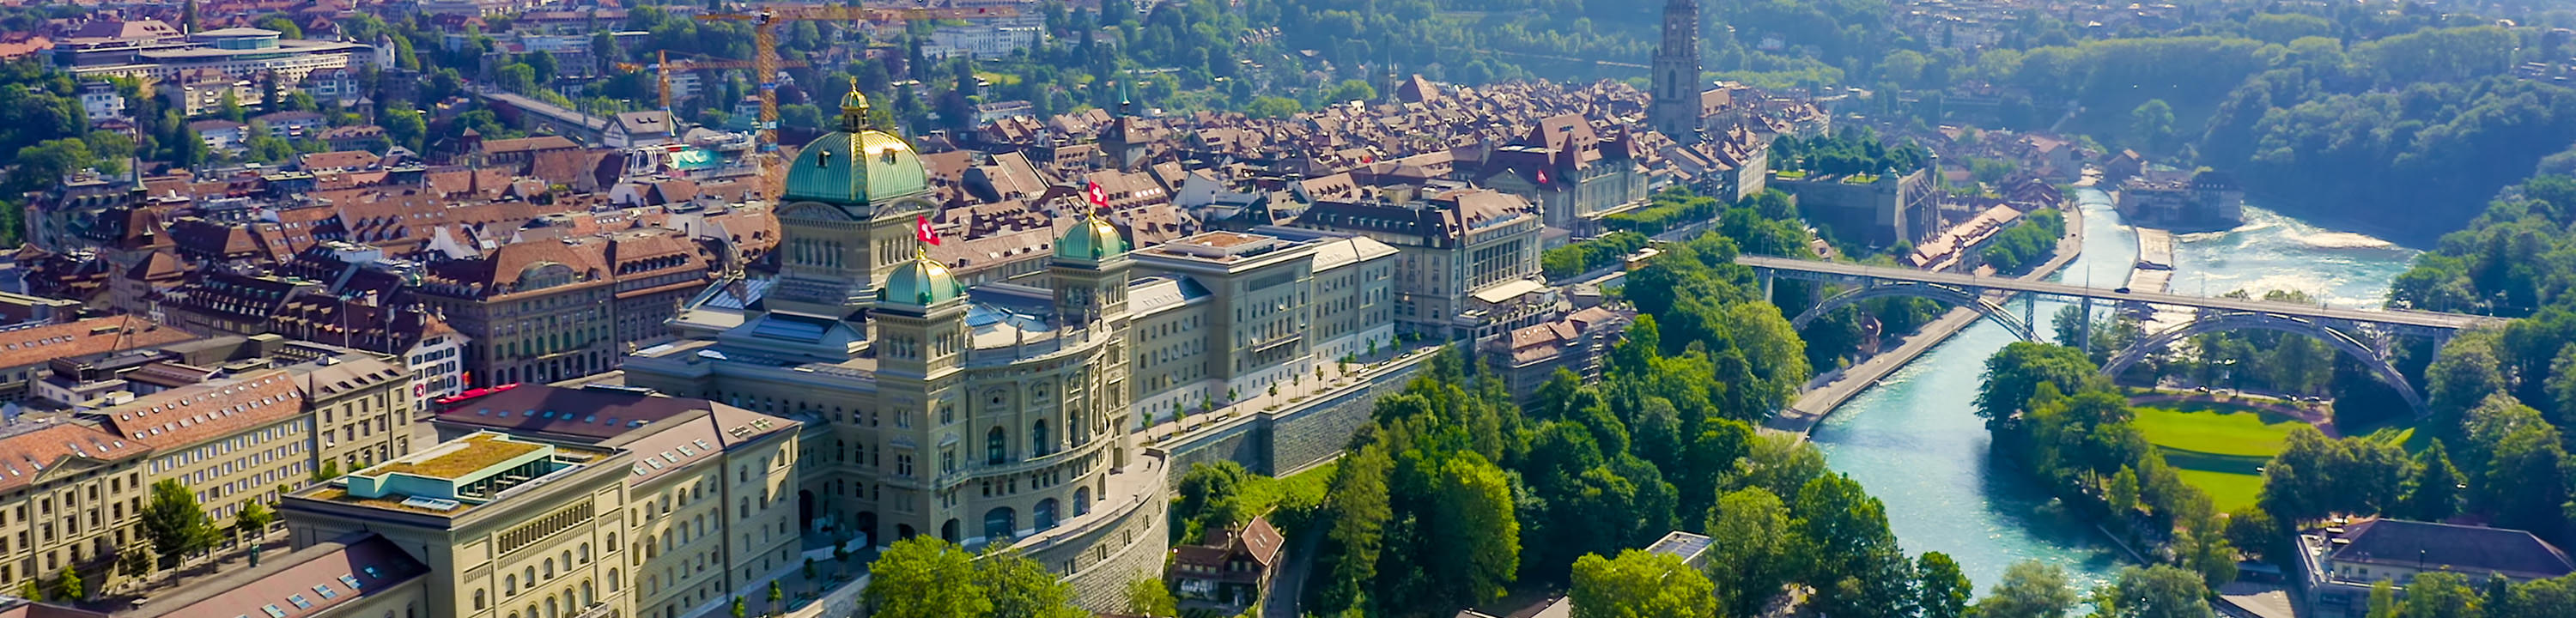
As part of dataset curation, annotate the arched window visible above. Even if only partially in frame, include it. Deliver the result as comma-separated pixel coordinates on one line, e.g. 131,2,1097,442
1074,487,1092,516
1035,499,1060,530
941,518,959,542
986,427,1006,464
578,543,590,564
475,590,489,609
524,566,536,585
1031,421,1050,456
582,581,595,606
983,507,1017,542
505,575,518,595
608,569,621,591
543,558,555,579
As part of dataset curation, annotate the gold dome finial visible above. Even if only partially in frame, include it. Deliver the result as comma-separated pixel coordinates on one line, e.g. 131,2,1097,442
840,90,871,132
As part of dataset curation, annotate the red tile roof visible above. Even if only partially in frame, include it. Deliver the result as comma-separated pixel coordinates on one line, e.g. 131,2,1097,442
121,531,430,618
0,423,152,493
99,369,306,449
0,316,196,370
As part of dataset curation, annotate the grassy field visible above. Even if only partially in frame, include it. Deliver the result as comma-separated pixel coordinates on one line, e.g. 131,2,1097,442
2130,401,2309,512
1237,461,1338,517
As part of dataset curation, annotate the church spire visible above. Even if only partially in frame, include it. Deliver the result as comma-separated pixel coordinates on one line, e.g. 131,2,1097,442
1652,0,1704,144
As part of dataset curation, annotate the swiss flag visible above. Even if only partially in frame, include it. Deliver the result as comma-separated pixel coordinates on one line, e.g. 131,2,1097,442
915,215,940,245
1535,168,1550,185
1084,181,1110,209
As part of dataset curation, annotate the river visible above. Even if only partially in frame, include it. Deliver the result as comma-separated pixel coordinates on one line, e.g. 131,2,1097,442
1804,190,2419,594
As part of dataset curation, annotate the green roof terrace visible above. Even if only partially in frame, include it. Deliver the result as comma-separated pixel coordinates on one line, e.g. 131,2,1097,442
340,432,600,508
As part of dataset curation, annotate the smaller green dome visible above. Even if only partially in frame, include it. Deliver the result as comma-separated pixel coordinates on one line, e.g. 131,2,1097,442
884,258,963,307
1054,217,1127,261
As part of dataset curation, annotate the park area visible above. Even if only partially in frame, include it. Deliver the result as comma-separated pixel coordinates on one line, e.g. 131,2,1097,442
2130,400,2312,512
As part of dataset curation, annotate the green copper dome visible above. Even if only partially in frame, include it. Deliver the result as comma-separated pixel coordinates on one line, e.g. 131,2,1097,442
884,257,963,307
782,93,929,207
1054,217,1128,261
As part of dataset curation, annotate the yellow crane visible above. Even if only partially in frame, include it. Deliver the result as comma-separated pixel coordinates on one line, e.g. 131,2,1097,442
614,50,811,114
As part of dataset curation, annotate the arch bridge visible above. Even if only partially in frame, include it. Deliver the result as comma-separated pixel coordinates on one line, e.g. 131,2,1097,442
1741,256,2504,416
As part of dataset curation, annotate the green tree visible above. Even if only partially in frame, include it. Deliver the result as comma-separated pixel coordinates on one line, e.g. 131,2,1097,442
253,15,302,39
1321,79,1376,103
861,537,990,618
2399,572,2481,618
218,90,246,122
1124,578,1178,617
1174,461,1249,543
2127,99,2174,150
1791,475,1910,618
766,579,784,614
116,538,154,580
1975,342,2100,430
2403,439,2464,521
380,108,426,151
9,138,97,193
1976,560,2079,618
235,500,274,541
1430,452,1520,606
1569,549,1718,618
2367,580,2399,618
2483,423,2570,535
977,546,1087,618
1244,95,1301,118
2107,465,2141,517
1705,487,1795,615
15,579,34,601
2427,332,2508,424
2494,573,2576,618
1917,552,1972,618
143,479,220,568
1880,50,1929,87
2178,519,2239,590
731,596,746,618
1318,442,1392,614
50,566,79,602
2101,565,2209,618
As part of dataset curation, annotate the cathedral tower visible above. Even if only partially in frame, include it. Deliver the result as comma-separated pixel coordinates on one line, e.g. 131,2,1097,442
1651,0,1704,144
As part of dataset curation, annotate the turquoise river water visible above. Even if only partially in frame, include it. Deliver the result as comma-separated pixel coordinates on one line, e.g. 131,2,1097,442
1805,189,2420,594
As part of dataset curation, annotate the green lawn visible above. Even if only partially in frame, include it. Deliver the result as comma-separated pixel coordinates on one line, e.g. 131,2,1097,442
2130,402,2311,512
2130,401,2307,457
1236,461,1338,517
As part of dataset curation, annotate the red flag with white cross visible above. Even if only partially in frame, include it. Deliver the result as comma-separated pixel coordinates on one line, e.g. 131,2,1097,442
1084,181,1110,210
915,215,940,245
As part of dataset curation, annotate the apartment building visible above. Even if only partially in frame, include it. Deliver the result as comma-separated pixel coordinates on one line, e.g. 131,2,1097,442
1285,186,1544,341
0,422,152,592
281,432,635,618
426,385,801,618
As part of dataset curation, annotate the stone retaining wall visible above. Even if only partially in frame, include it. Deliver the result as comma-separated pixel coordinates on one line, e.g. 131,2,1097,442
1160,352,1433,483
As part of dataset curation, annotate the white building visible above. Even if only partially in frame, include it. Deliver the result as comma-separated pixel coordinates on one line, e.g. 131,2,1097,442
923,16,1048,60
68,27,371,85
78,80,126,122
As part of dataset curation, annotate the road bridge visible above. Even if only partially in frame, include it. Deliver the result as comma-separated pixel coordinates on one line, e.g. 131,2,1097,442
1740,255,2506,415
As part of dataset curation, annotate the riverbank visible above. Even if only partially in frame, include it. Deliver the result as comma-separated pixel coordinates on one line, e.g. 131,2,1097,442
1768,198,2090,433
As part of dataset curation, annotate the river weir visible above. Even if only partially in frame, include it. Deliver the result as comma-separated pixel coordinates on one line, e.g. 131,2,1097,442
1801,189,2416,593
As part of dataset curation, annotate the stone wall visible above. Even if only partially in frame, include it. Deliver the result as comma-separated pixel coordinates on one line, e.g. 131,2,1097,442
1057,489,1170,611
1160,351,1433,483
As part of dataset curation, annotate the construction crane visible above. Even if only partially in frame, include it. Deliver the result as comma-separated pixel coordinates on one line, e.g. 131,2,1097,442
614,50,811,114
694,3,1021,152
